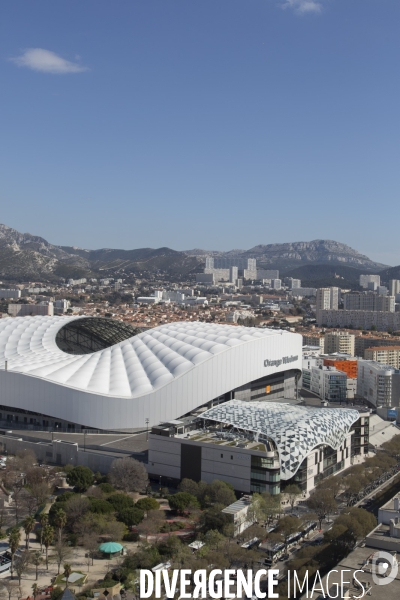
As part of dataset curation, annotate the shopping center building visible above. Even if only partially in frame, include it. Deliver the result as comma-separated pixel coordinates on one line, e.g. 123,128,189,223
148,400,360,496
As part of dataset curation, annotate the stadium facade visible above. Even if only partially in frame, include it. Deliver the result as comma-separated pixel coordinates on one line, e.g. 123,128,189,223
0,316,302,431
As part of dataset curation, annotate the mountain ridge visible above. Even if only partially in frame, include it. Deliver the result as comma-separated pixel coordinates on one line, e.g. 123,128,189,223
0,223,391,281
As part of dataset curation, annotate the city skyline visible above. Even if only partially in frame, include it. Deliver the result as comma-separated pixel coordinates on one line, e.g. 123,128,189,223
1,1,399,264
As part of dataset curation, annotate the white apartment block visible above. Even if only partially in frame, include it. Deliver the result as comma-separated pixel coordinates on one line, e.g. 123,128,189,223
357,359,400,408
364,347,400,369
0,289,21,300
343,293,395,312
324,331,355,356
287,278,301,289
8,303,54,317
317,309,400,331
360,274,381,289
270,279,282,290
389,280,400,297
316,288,339,314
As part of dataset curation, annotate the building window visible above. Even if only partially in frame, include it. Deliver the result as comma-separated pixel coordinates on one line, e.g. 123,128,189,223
221,454,223,458
231,455,233,459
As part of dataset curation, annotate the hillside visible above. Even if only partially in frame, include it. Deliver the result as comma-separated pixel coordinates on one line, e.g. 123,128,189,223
0,222,388,282
186,240,387,272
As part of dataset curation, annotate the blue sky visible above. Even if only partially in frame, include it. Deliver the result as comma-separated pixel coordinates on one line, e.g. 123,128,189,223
1,1,399,265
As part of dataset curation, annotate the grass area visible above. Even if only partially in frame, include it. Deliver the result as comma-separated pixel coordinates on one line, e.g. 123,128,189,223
54,571,87,586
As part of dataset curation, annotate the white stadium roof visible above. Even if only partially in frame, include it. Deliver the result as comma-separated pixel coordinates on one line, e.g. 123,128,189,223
0,316,302,430
201,400,359,479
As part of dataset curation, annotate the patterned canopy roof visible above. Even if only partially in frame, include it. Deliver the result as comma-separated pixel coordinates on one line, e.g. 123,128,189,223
201,400,359,479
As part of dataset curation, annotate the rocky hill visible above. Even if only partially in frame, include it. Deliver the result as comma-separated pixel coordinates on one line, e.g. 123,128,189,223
0,223,390,282
186,240,388,272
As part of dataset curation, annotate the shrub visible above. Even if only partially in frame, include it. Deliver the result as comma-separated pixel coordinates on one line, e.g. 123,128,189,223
123,531,139,542
135,498,160,513
99,483,115,494
56,491,76,503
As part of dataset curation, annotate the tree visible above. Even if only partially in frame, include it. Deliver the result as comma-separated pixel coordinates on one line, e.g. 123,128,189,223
284,484,302,510
177,479,201,497
38,513,49,551
30,551,43,581
117,507,144,527
14,550,31,586
306,489,337,529
66,466,94,492
83,534,98,567
168,492,199,515
0,580,19,600
42,525,55,569
270,516,303,552
137,510,164,542
261,492,281,523
135,497,160,516
53,508,67,542
108,457,148,493
63,563,72,588
8,528,21,578
23,515,36,550
53,538,72,575
32,583,39,600
64,495,90,527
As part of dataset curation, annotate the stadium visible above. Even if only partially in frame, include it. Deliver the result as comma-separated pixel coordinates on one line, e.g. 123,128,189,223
0,316,302,431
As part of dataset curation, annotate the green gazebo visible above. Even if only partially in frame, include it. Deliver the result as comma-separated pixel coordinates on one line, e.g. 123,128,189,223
98,542,123,558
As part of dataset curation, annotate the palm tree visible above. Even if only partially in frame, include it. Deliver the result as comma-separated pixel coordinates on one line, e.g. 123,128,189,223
32,583,39,599
38,513,49,551
23,515,36,549
53,508,67,542
8,528,21,579
63,563,72,588
30,550,43,580
42,525,54,570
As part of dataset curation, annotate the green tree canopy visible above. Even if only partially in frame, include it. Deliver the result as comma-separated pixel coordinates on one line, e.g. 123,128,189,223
66,466,94,492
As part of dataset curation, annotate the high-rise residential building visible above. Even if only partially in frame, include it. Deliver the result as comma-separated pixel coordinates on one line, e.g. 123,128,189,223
271,279,282,290
229,266,238,283
360,274,381,289
390,280,400,296
287,278,301,289
343,293,394,312
316,288,339,317
205,257,214,269
357,360,400,407
364,347,400,369
324,331,355,356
